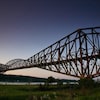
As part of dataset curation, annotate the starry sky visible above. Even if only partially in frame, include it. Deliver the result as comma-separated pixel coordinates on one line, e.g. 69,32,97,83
0,0,100,79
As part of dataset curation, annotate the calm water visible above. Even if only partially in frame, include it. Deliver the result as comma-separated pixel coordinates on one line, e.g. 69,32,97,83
0,82,45,85
0,82,78,85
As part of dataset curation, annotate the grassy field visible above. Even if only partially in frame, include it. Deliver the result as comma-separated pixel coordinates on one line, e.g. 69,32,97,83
0,84,100,100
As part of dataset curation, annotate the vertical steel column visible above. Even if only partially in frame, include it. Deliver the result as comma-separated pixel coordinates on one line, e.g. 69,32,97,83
78,30,84,78
50,45,52,64
84,33,90,77
58,41,61,71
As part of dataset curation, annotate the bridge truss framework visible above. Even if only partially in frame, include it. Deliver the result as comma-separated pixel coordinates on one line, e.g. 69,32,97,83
0,27,100,79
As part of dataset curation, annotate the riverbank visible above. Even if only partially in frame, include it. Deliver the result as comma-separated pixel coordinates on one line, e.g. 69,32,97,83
0,84,100,100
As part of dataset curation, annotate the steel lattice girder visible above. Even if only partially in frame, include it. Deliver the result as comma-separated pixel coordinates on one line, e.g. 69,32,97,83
1,27,100,78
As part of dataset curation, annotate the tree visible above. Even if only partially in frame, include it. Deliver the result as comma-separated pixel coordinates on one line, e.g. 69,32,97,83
47,76,55,84
79,78,94,88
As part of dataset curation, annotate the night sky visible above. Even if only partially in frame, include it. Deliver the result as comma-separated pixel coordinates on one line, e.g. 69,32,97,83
0,0,100,78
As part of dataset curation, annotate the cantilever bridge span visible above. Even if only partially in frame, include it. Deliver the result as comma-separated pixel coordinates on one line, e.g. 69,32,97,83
0,27,100,78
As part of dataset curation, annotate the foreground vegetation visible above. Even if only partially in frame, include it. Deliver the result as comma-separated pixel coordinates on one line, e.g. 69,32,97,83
0,82,100,100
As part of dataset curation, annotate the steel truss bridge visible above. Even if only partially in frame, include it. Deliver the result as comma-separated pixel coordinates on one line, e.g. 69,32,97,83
0,27,100,79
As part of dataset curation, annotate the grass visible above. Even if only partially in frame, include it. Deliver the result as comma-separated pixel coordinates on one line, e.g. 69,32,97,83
0,84,100,100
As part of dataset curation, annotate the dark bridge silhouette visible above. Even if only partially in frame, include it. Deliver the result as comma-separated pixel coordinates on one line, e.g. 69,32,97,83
0,27,100,78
